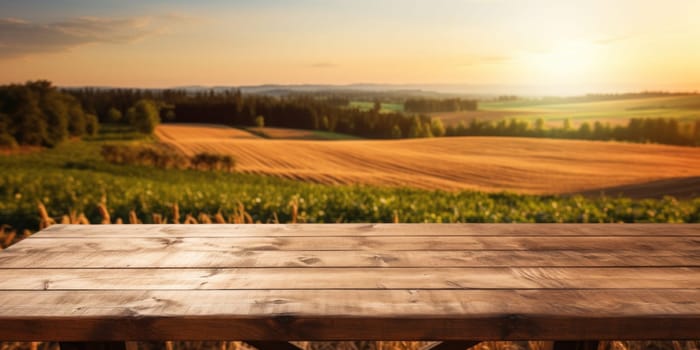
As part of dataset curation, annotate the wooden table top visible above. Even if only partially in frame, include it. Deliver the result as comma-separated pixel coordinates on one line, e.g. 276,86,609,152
0,224,698,341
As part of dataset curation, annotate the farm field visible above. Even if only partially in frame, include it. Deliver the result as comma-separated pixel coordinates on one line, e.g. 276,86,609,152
433,95,700,128
474,95,700,127
155,124,700,196
348,101,405,113
245,127,361,140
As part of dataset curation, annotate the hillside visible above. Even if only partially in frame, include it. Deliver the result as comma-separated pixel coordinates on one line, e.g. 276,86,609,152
155,124,700,196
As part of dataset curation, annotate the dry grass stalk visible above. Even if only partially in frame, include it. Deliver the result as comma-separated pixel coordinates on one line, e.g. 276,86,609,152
97,203,111,224
290,199,298,224
199,213,212,224
393,210,400,223
0,225,16,248
272,212,280,224
214,211,226,224
152,213,165,224
60,215,70,224
128,210,141,224
115,218,123,224
183,214,198,224
173,203,180,224
75,213,89,225
37,202,56,229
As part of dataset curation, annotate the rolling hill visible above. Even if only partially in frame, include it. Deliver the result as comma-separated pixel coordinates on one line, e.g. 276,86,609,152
155,124,700,197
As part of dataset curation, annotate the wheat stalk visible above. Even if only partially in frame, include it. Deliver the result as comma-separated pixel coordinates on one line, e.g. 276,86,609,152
97,204,111,224
183,214,198,224
37,202,56,229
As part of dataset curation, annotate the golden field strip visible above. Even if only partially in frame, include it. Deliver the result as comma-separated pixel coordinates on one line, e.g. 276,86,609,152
155,124,700,195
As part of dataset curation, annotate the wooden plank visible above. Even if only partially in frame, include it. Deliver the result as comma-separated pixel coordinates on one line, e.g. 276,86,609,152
0,267,698,290
35,224,700,238
1,249,696,268
7,236,700,252
0,290,698,340
420,341,481,350
60,342,126,350
552,341,599,350
244,341,302,350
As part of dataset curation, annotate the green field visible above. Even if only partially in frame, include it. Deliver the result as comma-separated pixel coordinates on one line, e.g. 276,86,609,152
1,126,699,232
479,95,700,126
348,101,405,113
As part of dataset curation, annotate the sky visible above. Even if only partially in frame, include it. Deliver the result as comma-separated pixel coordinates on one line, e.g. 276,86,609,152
0,0,699,94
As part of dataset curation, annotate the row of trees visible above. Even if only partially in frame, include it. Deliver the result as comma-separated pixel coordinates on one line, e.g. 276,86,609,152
67,88,429,139
445,117,700,146
404,98,477,113
0,81,98,147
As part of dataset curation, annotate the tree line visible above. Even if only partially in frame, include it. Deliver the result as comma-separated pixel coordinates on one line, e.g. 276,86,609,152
3,82,698,148
68,87,436,139
0,81,163,148
445,117,700,146
0,81,98,147
404,98,477,113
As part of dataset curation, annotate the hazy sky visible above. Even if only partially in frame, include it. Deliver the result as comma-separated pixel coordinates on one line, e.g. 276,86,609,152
0,0,699,94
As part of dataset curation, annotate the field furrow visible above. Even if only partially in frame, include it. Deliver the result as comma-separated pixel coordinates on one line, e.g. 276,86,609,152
155,124,700,196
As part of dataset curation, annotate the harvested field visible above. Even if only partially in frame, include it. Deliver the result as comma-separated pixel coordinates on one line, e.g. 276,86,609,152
247,127,360,140
155,124,700,195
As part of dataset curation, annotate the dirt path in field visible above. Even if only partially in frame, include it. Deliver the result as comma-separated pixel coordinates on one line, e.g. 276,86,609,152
155,124,700,196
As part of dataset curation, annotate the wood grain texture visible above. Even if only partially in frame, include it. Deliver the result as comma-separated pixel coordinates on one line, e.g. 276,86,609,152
420,341,481,350
0,290,698,340
35,224,700,238
7,236,700,253
0,250,697,268
0,267,698,290
1,224,699,342
243,341,302,350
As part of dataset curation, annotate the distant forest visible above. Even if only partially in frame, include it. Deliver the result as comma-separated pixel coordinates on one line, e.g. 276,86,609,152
1,81,699,148
68,87,442,139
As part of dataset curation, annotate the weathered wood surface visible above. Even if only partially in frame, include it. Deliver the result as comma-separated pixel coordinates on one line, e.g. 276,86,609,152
0,224,698,341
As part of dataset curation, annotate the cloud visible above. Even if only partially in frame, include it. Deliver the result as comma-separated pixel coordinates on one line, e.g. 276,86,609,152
0,16,181,59
309,62,338,68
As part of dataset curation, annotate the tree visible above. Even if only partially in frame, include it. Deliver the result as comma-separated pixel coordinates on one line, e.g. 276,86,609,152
408,116,424,138
127,99,160,134
372,100,382,113
255,115,265,128
107,108,122,123
430,119,445,137
578,122,592,139
66,97,87,136
85,113,99,136
390,125,402,139
534,118,545,136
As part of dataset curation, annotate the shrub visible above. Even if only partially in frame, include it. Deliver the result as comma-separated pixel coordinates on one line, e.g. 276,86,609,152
0,133,18,148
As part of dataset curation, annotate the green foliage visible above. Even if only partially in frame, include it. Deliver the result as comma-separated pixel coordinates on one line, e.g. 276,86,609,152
1,138,698,232
446,117,700,146
0,81,93,147
431,119,445,137
391,125,402,139
127,99,160,134
404,98,477,113
85,114,99,136
255,115,265,128
0,133,18,148
107,108,123,123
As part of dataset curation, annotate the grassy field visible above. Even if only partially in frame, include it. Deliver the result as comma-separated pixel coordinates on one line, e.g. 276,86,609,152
156,124,700,196
1,125,700,232
348,101,405,113
430,95,700,128
244,127,361,140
